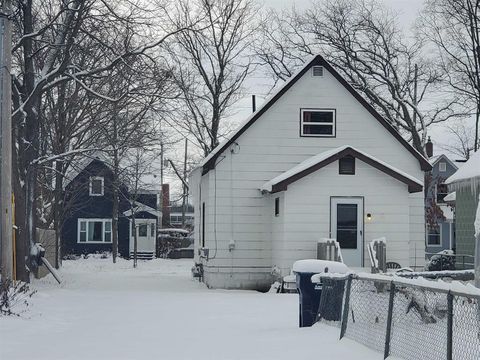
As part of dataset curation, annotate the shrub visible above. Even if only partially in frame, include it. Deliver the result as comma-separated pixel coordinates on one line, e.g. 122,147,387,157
0,279,36,316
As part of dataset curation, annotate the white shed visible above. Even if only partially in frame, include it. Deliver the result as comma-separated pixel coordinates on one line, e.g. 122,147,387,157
189,54,430,291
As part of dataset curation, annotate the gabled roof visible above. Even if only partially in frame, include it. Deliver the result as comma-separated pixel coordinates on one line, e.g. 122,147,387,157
199,54,431,174
429,154,458,170
260,146,423,194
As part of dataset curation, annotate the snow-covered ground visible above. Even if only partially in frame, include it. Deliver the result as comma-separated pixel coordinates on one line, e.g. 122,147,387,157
1,257,388,360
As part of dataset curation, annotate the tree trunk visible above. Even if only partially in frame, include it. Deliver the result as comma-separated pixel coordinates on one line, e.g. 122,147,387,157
53,160,64,269
112,148,119,263
475,104,479,151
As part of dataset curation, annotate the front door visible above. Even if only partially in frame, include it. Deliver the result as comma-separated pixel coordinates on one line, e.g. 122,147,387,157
330,197,364,267
129,219,156,257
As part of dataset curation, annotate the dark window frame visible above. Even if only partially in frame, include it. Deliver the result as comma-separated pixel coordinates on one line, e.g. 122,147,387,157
339,156,356,175
299,108,336,138
436,183,448,203
274,197,280,217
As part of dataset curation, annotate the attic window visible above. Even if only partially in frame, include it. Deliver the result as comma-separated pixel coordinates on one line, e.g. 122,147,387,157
312,66,324,77
339,156,355,175
301,109,336,137
89,176,104,196
439,162,446,172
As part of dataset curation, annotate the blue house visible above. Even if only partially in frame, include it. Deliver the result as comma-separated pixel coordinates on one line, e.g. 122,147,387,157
62,155,161,259
425,140,458,255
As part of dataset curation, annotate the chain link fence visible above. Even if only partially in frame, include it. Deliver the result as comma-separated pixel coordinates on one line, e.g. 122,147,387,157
316,274,480,360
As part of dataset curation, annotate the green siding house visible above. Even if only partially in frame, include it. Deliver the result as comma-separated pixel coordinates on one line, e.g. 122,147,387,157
445,151,480,260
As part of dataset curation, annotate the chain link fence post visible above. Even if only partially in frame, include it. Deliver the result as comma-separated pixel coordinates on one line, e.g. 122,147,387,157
340,274,353,339
384,281,395,359
447,291,453,360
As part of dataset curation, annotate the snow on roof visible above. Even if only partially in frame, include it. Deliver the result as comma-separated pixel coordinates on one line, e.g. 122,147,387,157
195,54,430,174
63,149,163,192
123,201,161,217
445,150,480,185
443,191,456,202
196,56,317,171
429,154,458,169
260,145,423,192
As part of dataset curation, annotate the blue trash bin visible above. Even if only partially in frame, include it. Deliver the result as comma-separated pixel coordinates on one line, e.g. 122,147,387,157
293,260,349,328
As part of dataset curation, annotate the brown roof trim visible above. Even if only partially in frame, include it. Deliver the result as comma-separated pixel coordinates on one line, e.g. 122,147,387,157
270,147,423,194
202,54,431,175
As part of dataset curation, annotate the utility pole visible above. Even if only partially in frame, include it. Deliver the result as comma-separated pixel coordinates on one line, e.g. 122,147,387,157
181,138,187,228
159,142,164,230
0,0,13,285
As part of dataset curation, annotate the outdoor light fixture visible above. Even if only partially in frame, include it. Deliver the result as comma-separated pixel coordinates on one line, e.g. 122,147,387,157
366,213,372,220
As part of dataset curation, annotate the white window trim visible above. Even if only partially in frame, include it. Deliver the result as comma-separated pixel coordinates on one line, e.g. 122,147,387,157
439,162,447,172
89,176,104,196
427,225,442,247
300,109,336,137
77,218,112,244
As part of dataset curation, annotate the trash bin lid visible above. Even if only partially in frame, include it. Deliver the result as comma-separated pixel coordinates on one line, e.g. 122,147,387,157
292,259,349,274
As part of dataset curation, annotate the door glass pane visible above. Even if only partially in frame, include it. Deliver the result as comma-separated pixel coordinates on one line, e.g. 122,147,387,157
138,224,148,237
337,204,358,249
151,223,155,237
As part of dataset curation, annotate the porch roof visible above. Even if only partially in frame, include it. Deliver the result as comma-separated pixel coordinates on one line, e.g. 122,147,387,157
260,145,423,194
123,201,161,218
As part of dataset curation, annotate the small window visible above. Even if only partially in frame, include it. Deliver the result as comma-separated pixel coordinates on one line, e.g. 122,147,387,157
274,197,280,217
427,227,441,246
312,66,324,77
439,162,446,172
89,176,104,196
339,156,355,175
151,223,155,237
436,184,448,203
300,109,335,137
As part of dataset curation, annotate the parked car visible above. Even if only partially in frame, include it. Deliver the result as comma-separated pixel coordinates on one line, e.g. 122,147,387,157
156,228,193,258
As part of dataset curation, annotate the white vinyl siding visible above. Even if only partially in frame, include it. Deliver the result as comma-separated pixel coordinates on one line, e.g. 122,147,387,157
77,219,112,243
191,64,426,288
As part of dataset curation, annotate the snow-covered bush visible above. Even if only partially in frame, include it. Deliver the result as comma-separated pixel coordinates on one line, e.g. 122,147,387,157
424,250,456,271
0,279,36,316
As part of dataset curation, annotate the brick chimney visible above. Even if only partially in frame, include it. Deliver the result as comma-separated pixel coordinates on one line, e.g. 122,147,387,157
162,183,170,227
425,136,433,158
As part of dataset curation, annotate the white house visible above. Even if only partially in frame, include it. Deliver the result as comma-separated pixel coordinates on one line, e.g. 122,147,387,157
189,55,431,291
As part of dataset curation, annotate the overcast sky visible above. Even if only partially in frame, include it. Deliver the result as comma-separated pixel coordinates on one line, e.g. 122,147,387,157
220,0,461,160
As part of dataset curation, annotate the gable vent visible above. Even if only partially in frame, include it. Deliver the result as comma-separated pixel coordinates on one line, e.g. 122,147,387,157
312,66,324,77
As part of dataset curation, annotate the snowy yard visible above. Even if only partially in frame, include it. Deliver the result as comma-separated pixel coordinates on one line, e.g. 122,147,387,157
0,257,388,360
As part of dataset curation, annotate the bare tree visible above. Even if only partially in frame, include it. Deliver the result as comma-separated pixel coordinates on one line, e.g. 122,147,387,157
10,0,190,280
438,123,476,160
168,0,258,156
255,0,462,155
421,0,480,151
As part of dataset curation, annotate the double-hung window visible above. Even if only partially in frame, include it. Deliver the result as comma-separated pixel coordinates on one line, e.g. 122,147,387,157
300,109,336,137
78,219,112,243
427,226,441,246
